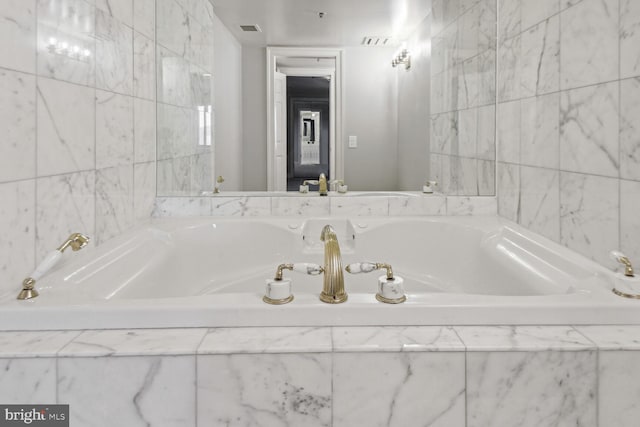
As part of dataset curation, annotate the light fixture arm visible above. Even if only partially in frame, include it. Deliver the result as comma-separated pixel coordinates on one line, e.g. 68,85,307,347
391,49,411,70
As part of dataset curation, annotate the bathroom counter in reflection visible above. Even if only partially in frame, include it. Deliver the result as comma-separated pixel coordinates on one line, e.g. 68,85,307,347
154,193,497,217
199,190,426,197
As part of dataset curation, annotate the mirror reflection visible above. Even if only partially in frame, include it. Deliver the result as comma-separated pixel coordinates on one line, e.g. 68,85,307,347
155,0,496,196
293,109,325,190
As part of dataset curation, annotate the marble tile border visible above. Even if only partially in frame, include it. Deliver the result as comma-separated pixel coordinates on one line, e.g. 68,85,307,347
3,325,640,358
574,325,640,350
198,327,332,354
58,328,208,357
332,326,465,352
153,195,498,217
0,330,81,358
455,325,595,351
5,324,639,427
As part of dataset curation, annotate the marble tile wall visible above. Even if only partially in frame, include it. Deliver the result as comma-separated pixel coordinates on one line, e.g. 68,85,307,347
0,0,157,298
156,0,215,197
1,325,639,426
430,0,497,196
496,0,640,267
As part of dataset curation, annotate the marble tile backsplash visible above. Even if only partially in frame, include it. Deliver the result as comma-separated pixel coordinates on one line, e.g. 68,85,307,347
0,0,156,298
496,0,640,267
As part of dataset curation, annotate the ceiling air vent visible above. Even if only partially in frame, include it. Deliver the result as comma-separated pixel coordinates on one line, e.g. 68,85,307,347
361,36,392,46
240,24,262,32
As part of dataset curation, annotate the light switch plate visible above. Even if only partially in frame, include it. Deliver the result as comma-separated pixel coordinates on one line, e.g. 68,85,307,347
348,135,358,148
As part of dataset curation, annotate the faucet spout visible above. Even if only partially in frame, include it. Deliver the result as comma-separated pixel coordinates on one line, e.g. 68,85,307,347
319,225,348,303
318,173,328,196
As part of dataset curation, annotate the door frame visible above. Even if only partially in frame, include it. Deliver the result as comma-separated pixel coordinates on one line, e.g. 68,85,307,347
266,47,344,191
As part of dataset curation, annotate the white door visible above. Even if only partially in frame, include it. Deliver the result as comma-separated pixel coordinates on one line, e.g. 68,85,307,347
273,71,287,191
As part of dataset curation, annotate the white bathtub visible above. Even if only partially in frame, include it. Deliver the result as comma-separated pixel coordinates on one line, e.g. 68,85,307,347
1,216,639,330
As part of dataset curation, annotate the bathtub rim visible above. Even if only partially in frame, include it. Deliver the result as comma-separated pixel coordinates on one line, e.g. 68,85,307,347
2,215,639,330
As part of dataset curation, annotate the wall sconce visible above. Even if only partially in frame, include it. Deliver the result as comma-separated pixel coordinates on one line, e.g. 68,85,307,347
47,37,91,62
391,49,411,70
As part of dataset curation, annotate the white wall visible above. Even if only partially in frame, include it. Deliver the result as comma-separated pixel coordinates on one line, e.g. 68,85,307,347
241,46,268,191
343,46,399,191
213,14,243,190
241,46,402,191
397,16,431,191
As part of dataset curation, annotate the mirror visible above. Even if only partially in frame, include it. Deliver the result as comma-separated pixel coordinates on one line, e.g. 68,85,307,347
429,0,497,196
155,0,496,196
301,112,320,147
300,112,321,163
155,0,215,197
267,47,340,191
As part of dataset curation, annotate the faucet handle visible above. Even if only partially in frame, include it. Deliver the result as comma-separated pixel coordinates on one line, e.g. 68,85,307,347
330,179,347,193
346,262,405,304
345,262,378,274
274,263,323,280
265,263,324,306
292,263,324,276
346,262,394,280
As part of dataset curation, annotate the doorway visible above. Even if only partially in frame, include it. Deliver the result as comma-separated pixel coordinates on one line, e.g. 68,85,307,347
266,47,344,191
286,77,330,191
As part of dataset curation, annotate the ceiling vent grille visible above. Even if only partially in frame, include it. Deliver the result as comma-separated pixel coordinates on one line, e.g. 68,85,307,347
361,36,392,46
240,24,262,32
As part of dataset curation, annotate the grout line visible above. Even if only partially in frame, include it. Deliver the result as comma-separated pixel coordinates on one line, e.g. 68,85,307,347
453,326,469,427
464,350,468,427
132,3,137,225
330,346,334,426
33,0,39,266
595,344,600,427
0,65,155,104
617,0,622,255
55,356,59,405
572,324,604,427
93,1,99,245
194,353,199,427
494,0,500,202
557,1,563,238
494,161,628,181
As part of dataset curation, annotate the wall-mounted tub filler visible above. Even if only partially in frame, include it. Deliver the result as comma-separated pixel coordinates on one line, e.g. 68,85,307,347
610,250,639,299
611,250,635,277
17,232,90,300
346,262,406,304
213,175,225,194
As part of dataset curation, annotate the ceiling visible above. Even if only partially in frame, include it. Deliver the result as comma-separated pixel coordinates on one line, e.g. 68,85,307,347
209,0,432,47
